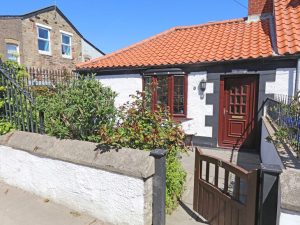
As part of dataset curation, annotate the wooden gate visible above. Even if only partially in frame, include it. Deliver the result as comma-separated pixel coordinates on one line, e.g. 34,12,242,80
193,148,258,225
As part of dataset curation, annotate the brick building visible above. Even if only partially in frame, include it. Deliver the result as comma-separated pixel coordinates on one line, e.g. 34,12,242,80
0,5,104,71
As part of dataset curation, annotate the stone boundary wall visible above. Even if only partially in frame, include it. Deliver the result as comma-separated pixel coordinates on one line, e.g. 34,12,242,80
0,131,154,225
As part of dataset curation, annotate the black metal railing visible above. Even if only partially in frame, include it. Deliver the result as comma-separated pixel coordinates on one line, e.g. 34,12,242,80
0,61,44,133
265,94,300,152
26,67,79,87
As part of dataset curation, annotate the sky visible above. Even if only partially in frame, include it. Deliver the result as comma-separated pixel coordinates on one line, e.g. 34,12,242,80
0,0,249,54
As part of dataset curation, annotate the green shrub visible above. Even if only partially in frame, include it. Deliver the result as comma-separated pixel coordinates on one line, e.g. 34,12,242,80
30,86,56,97
267,92,300,155
0,119,14,135
36,76,117,142
2,60,29,80
100,91,186,213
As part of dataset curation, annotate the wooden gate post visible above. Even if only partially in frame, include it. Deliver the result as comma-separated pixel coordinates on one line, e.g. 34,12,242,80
258,164,282,225
150,149,167,225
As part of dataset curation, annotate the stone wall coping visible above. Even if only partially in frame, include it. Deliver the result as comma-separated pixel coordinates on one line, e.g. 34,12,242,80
0,131,155,179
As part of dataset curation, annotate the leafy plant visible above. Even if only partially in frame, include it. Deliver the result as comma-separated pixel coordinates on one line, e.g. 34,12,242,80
36,76,117,142
99,91,187,213
267,92,300,155
0,119,14,135
2,60,29,80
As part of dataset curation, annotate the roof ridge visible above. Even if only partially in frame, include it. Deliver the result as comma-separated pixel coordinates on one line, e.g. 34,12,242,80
0,5,56,18
174,18,247,30
78,17,250,68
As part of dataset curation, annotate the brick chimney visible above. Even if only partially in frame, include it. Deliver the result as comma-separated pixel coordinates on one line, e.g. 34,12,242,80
248,0,273,16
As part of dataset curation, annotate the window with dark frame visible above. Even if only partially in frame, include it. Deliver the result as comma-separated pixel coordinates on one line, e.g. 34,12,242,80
143,75,187,118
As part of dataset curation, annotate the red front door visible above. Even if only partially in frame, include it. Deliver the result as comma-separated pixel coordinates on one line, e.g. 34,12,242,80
218,75,258,150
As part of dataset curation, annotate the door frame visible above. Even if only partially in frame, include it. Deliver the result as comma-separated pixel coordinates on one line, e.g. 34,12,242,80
218,74,259,149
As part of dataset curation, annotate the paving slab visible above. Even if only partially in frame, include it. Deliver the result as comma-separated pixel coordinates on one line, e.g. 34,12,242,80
0,182,107,225
166,147,260,225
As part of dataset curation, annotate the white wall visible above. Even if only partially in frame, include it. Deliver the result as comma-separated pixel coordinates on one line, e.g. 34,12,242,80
81,39,104,61
182,72,213,137
96,74,143,107
266,68,297,96
97,72,214,137
0,145,147,225
280,210,300,225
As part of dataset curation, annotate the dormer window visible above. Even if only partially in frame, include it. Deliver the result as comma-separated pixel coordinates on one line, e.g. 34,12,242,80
37,23,51,55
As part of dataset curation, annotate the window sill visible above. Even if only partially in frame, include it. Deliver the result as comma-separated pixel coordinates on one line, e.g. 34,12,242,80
39,51,52,56
172,116,193,123
62,55,72,59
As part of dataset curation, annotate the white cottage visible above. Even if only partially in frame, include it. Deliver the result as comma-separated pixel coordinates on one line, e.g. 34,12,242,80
77,0,300,151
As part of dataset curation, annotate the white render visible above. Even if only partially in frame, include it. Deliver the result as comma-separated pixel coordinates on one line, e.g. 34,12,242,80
280,210,300,225
81,38,104,61
182,72,213,137
96,72,213,137
96,74,143,107
0,145,146,225
266,68,297,96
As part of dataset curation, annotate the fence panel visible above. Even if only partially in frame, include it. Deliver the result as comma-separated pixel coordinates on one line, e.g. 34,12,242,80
26,67,79,87
0,63,44,133
265,94,300,152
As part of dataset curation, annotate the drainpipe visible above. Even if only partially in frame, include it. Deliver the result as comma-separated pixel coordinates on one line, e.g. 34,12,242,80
295,58,300,96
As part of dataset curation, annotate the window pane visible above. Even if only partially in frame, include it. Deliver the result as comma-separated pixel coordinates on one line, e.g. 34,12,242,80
38,27,49,39
242,96,246,104
6,44,18,62
242,105,246,114
230,96,234,104
38,39,49,52
236,96,241,104
230,105,234,113
62,34,70,44
62,45,71,56
173,76,185,114
6,44,17,53
157,76,168,109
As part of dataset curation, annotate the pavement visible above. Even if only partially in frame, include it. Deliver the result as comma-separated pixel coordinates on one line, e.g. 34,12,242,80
166,147,261,225
0,182,106,225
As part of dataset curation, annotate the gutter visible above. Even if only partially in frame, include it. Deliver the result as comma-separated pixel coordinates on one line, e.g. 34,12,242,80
76,54,300,74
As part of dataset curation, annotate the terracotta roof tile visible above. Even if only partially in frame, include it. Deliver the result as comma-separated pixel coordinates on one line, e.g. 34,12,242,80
77,18,273,70
274,0,300,55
